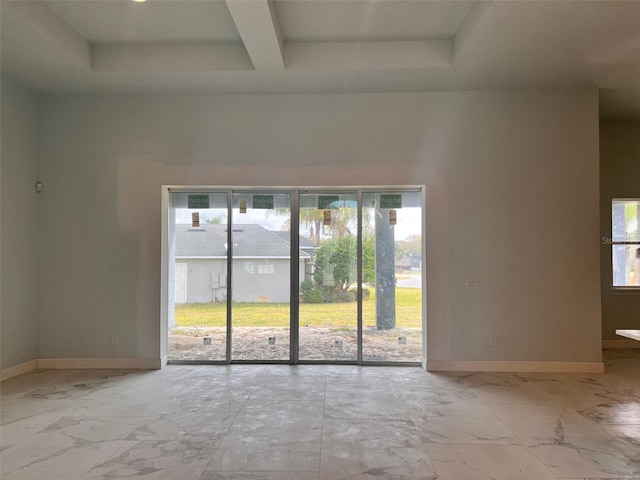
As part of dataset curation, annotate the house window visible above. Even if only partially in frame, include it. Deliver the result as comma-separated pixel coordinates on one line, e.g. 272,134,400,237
244,262,255,274
258,263,275,274
611,199,640,287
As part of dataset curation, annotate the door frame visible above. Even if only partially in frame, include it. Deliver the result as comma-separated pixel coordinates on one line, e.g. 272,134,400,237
161,185,427,366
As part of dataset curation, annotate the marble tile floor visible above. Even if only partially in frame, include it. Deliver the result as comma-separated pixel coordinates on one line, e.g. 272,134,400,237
1,349,639,480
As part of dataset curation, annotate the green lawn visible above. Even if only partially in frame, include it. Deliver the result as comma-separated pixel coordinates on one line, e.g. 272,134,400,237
175,287,422,329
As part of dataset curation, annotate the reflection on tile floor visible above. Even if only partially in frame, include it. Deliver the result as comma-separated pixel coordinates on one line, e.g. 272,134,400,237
2,349,640,479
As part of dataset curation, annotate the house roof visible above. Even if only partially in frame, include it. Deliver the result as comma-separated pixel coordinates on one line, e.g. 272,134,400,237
270,231,317,250
175,224,310,259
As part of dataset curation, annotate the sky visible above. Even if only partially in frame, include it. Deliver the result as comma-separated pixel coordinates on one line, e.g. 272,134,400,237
176,206,422,241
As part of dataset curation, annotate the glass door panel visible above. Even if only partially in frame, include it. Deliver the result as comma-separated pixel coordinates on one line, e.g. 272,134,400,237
298,193,358,361
231,193,291,361
167,188,424,365
361,191,423,362
168,192,229,362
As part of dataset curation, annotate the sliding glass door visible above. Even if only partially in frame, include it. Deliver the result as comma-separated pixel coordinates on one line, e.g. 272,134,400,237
361,191,423,363
298,192,358,361
166,187,424,364
168,192,229,362
231,193,292,361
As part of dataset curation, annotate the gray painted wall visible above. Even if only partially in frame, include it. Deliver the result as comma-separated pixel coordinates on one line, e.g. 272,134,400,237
600,122,640,340
232,258,301,304
177,259,226,304
1,76,39,369
33,90,602,363
176,258,302,304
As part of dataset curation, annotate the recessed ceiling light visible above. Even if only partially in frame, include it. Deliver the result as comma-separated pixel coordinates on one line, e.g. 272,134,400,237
133,0,147,3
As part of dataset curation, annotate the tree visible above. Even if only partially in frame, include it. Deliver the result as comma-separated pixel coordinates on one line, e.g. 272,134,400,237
314,235,375,293
204,215,224,224
300,208,324,244
395,234,422,260
267,207,347,244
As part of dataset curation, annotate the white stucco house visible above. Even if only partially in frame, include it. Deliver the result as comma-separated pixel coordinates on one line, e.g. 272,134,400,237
175,224,314,304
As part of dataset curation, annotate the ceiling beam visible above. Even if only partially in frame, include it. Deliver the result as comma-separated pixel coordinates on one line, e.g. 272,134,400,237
226,0,284,71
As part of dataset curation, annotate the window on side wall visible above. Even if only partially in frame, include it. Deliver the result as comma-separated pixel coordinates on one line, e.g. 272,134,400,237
611,199,640,288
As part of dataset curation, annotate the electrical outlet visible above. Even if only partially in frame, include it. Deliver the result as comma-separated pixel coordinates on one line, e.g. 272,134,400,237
490,336,497,346
111,335,119,345
466,279,480,289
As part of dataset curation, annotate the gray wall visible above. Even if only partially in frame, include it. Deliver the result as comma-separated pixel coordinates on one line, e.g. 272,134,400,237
177,258,306,304
178,259,226,304
33,90,602,363
232,258,297,304
1,76,39,369
600,122,640,341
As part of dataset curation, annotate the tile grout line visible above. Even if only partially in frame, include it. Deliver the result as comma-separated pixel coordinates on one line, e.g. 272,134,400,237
317,365,329,479
197,365,266,479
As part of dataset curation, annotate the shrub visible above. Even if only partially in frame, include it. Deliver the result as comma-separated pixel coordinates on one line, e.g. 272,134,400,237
300,280,325,304
325,289,355,303
347,287,371,300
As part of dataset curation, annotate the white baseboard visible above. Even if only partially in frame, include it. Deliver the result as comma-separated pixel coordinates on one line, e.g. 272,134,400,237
1,358,163,382
0,359,38,382
603,339,640,349
0,357,610,381
36,358,163,370
426,360,605,374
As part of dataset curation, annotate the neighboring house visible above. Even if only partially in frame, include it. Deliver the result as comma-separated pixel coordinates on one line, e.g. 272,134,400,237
175,224,311,304
270,231,319,282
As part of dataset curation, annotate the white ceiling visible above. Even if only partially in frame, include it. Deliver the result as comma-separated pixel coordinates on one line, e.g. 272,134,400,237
1,0,639,120
44,1,242,43
276,1,474,42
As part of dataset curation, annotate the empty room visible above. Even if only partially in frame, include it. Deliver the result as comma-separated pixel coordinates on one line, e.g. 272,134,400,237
1,1,639,479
